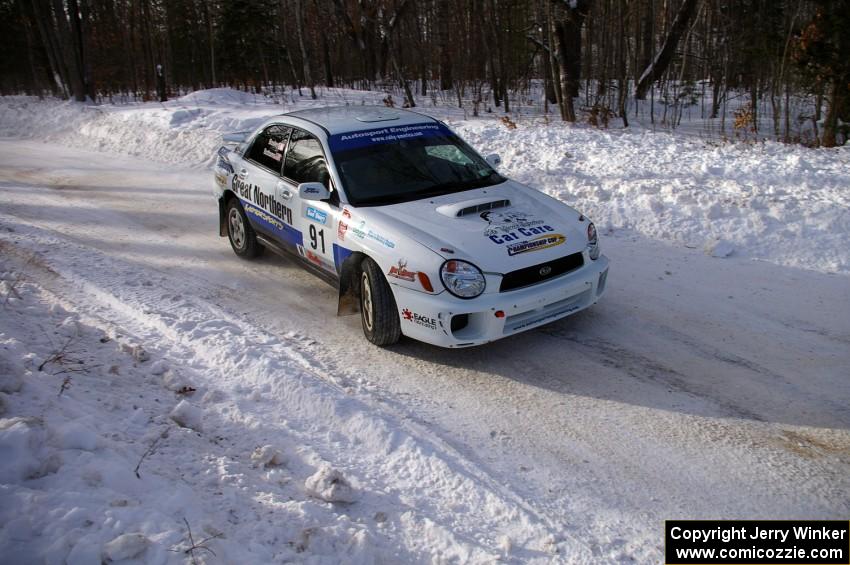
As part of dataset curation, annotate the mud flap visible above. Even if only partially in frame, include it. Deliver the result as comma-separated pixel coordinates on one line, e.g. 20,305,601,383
336,253,362,316
337,288,359,316
218,197,227,237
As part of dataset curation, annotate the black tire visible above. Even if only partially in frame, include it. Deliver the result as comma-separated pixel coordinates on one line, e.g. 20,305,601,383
359,258,401,346
226,198,263,259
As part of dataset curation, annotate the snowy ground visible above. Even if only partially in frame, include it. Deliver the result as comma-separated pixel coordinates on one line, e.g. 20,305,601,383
1,89,849,563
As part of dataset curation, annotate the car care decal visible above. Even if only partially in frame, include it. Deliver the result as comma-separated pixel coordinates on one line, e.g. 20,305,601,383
488,224,556,244
328,123,454,153
305,206,328,225
506,234,566,256
401,308,437,330
387,259,416,282
232,177,294,225
332,244,353,273
480,209,547,237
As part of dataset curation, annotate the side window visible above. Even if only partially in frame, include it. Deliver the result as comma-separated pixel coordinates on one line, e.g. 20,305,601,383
283,129,330,187
247,125,290,173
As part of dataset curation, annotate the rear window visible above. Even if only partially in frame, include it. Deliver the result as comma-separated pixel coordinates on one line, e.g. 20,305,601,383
247,124,290,172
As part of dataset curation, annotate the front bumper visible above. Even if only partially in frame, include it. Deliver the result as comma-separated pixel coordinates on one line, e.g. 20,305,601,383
392,255,609,348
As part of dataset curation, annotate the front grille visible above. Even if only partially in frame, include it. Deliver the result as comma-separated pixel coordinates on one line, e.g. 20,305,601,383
499,252,584,292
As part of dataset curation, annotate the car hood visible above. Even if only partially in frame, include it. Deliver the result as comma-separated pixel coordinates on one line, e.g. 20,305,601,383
362,180,589,273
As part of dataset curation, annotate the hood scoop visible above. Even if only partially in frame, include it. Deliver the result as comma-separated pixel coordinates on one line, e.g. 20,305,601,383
437,198,511,218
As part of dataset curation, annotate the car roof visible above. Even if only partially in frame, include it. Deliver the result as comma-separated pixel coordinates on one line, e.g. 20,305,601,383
282,106,438,135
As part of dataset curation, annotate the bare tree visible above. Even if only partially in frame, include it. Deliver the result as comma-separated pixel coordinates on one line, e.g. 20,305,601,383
635,0,699,100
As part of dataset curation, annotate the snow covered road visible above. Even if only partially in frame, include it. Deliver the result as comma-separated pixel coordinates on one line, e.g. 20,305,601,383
2,136,848,562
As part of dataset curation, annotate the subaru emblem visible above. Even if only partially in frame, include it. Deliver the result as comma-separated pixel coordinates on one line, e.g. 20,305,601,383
539,265,552,276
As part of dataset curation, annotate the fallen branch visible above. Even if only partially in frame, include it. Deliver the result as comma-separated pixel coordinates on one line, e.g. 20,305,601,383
134,434,165,479
38,335,82,372
169,518,223,565
2,274,23,306
58,376,72,397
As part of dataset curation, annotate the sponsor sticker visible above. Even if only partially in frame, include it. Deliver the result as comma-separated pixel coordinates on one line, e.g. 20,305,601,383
305,206,328,225
480,209,546,237
506,234,566,256
215,158,233,174
232,177,294,225
328,123,453,152
297,244,327,269
402,308,436,330
388,260,416,282
351,220,367,239
337,220,348,241
262,147,282,161
488,223,556,244
347,219,395,248
368,230,395,249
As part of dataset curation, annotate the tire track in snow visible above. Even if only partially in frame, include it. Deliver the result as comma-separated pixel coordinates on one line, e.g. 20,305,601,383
0,215,596,561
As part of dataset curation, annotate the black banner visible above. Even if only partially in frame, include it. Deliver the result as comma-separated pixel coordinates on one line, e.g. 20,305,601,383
665,520,849,564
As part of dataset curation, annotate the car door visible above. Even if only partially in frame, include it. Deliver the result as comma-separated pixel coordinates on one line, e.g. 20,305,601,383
280,128,340,275
238,124,302,253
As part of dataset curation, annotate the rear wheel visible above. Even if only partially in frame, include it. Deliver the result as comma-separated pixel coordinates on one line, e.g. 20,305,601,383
226,198,263,258
360,258,401,346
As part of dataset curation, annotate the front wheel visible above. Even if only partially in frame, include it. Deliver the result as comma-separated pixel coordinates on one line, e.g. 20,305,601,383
360,258,401,346
226,199,263,258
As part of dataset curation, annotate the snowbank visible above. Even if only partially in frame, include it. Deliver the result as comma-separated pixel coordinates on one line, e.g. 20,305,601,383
0,88,846,274
452,120,850,274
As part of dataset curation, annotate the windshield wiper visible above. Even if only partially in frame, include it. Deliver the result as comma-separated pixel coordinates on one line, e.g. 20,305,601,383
353,175,506,207
420,174,504,196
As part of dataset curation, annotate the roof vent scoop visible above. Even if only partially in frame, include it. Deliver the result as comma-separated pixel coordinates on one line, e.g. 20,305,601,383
354,110,401,123
437,198,511,218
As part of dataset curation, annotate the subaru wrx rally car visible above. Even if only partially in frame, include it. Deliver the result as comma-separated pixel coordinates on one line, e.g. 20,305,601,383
214,107,609,347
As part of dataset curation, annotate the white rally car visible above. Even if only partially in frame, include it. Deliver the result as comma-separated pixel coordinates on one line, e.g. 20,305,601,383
213,107,609,348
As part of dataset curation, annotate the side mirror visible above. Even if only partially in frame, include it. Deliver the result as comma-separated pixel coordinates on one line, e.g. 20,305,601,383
298,182,330,201
485,153,501,167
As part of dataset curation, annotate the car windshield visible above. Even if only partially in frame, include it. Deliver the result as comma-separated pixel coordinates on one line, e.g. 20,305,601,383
329,124,505,206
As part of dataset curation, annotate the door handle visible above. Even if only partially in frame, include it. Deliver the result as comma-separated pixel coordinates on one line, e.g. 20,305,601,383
238,168,248,179
280,189,292,200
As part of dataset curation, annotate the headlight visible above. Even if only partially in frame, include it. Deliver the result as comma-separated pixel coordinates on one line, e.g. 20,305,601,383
587,222,600,260
440,260,486,299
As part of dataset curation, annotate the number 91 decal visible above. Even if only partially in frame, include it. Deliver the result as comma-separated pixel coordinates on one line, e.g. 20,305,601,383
309,224,326,253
